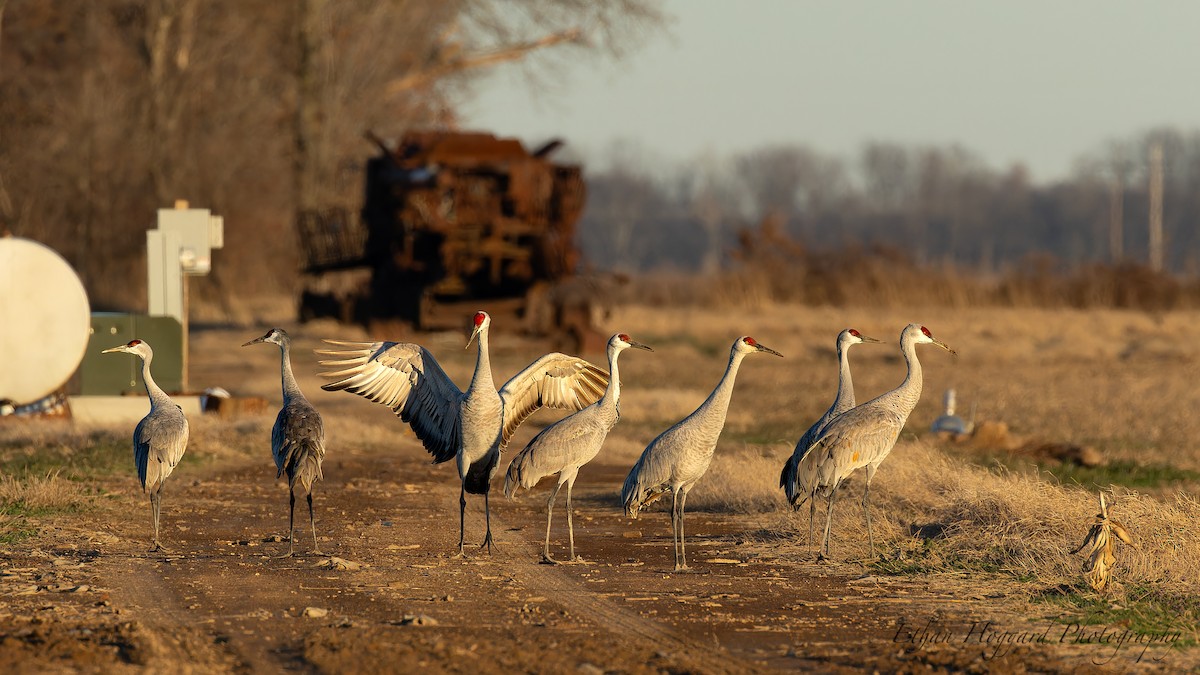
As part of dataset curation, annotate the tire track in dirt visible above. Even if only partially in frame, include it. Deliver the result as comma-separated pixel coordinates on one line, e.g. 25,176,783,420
96,465,319,674
487,507,754,674
100,551,274,673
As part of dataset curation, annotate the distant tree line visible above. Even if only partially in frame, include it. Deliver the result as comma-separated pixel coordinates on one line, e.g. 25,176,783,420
579,128,1200,277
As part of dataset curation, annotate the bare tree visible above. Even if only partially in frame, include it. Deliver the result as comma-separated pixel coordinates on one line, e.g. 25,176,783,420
0,0,665,314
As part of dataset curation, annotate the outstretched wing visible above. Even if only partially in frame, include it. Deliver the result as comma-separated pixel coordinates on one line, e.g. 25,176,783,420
317,340,462,463
497,352,608,448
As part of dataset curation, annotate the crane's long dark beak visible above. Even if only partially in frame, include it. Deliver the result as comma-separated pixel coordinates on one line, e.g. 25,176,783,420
859,335,884,344
242,335,267,347
933,338,956,356
467,324,483,349
629,341,653,352
100,346,126,354
756,344,784,357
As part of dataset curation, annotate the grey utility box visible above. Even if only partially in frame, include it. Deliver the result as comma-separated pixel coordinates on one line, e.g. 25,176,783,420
79,314,184,395
147,204,224,323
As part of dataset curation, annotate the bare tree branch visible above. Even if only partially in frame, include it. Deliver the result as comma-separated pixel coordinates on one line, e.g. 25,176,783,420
385,27,583,95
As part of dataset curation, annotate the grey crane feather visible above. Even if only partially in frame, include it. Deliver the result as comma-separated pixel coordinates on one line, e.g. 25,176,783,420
797,324,954,559
779,328,882,543
504,333,652,564
245,328,327,556
102,339,189,553
622,336,781,571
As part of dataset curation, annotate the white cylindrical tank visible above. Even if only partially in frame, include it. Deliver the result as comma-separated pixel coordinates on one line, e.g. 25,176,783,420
0,236,91,405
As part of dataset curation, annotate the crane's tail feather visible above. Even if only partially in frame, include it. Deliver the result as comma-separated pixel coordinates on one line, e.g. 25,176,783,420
779,455,797,492
624,487,669,518
503,457,523,499
464,454,496,495
621,466,670,518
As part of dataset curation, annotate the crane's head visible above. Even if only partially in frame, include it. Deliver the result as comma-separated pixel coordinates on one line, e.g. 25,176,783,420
611,333,653,352
735,336,783,357
242,327,289,348
904,324,956,355
101,338,152,359
467,311,491,349
839,328,884,348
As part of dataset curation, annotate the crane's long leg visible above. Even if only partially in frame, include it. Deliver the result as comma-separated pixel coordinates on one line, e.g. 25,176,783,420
862,465,877,557
808,498,817,547
275,489,296,558
566,480,578,561
670,489,680,570
480,490,495,554
455,484,467,558
308,491,322,556
677,489,690,571
542,481,564,564
820,482,841,561
149,491,161,552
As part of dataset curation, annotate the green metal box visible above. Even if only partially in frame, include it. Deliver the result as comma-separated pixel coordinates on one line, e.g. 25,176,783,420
80,314,183,395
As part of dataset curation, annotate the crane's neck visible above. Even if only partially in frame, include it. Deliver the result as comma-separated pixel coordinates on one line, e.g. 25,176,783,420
600,344,625,412
279,341,304,402
832,341,856,415
466,327,497,397
139,352,172,407
693,348,746,422
887,335,924,415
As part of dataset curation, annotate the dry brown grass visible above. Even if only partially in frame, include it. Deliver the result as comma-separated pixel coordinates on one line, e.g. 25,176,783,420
670,437,1200,627
0,471,88,513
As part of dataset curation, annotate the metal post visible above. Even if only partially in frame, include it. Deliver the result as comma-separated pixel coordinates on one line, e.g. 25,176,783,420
181,274,189,392
1148,142,1164,272
1109,176,1123,262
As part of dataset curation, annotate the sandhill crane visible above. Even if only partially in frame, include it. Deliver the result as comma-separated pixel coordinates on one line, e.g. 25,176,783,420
779,328,882,543
101,339,189,552
244,328,326,557
318,311,608,556
505,333,652,564
930,388,974,436
622,336,782,571
798,324,954,559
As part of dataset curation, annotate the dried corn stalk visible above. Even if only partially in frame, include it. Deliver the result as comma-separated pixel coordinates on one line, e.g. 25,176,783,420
1070,492,1134,592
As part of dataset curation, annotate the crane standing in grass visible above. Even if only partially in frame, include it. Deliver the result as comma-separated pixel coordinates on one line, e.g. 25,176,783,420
244,328,326,557
505,333,653,564
799,324,955,559
102,339,189,552
780,328,882,543
622,336,782,571
319,311,609,556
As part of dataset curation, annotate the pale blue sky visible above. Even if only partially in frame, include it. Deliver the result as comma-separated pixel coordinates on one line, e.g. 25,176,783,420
463,1,1200,182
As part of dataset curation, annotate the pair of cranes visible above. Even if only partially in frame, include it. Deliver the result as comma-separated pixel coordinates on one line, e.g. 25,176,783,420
105,315,953,569
103,329,324,556
779,324,955,559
